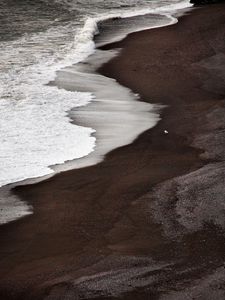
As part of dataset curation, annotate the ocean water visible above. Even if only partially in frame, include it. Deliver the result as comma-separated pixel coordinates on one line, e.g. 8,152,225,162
0,0,192,224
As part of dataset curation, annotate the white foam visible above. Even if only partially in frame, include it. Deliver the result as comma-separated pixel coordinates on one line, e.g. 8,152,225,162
0,89,95,188
0,23,96,189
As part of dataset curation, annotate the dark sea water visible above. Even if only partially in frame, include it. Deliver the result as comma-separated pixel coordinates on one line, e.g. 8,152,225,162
0,0,191,223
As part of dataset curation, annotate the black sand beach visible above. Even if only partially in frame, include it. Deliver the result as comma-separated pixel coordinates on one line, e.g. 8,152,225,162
0,3,225,299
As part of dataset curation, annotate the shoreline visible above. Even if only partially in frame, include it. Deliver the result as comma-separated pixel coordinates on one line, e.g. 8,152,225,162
0,7,190,225
1,3,225,299
0,1,191,191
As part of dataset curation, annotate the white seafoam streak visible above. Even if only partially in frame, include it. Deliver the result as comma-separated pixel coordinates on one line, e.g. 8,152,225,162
0,0,192,224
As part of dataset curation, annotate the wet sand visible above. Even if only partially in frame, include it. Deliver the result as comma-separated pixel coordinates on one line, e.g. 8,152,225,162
0,3,225,299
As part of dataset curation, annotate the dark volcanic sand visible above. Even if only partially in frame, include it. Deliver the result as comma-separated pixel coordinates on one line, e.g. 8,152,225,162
1,4,225,300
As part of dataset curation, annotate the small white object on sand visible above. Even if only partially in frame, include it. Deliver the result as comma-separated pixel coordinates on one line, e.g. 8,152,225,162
164,130,168,134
